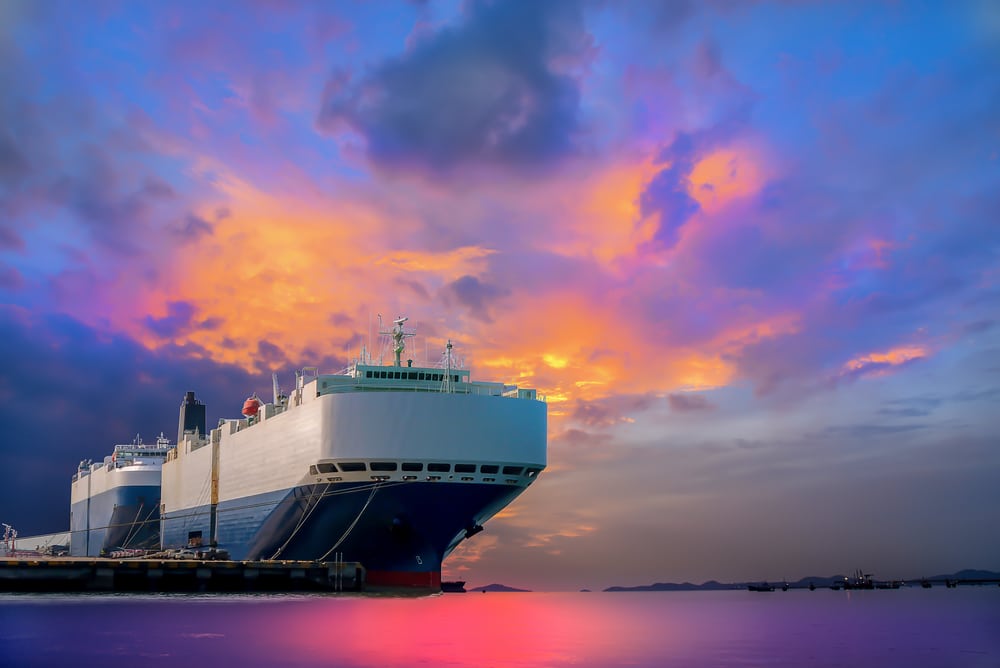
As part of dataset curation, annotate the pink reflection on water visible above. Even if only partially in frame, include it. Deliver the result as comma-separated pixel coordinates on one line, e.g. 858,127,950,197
3,589,999,667
268,593,675,666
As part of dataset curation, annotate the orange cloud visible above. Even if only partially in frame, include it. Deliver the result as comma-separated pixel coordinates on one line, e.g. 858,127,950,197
687,143,768,213
104,147,793,434
131,169,495,368
843,345,928,376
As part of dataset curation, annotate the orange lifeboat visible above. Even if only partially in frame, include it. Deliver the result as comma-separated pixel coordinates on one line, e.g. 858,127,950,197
242,395,261,417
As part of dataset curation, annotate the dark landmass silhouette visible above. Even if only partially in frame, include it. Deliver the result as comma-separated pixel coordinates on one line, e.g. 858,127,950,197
604,569,1000,592
468,583,532,592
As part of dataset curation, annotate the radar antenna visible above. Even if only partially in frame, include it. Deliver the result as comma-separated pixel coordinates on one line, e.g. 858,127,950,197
379,315,415,367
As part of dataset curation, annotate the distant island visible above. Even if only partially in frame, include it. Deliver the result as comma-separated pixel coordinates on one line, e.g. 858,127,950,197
604,569,1000,592
459,570,999,593
468,583,532,592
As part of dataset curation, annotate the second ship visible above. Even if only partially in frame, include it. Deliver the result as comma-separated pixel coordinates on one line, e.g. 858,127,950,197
159,317,548,588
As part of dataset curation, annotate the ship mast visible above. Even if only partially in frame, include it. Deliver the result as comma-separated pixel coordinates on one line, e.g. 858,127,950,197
442,340,454,393
379,315,415,367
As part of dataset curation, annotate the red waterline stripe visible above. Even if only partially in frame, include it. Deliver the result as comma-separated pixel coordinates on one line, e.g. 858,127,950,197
367,570,441,588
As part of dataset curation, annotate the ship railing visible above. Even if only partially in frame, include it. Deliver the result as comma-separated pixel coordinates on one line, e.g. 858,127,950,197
318,383,531,398
113,443,173,452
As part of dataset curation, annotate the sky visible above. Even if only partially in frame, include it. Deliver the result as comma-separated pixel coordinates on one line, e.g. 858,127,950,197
1,0,998,590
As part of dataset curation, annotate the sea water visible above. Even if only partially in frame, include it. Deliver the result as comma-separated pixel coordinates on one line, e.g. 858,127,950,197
1,588,997,667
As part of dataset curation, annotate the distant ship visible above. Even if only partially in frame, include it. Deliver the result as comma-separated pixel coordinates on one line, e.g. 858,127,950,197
70,434,175,556
160,316,548,589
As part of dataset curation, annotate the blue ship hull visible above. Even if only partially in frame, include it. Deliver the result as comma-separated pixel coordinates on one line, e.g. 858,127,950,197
70,485,161,557
162,480,525,587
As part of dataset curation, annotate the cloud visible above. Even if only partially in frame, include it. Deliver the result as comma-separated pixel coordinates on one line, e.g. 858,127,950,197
254,339,288,370
0,225,23,250
639,133,701,248
572,394,657,427
440,274,509,323
144,301,223,339
667,393,713,412
169,213,214,242
318,0,590,173
0,306,262,534
0,265,24,290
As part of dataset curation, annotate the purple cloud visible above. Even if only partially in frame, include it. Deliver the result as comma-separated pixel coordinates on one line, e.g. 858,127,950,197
318,0,590,172
0,306,261,534
573,394,657,427
668,393,714,412
144,301,222,339
441,275,509,323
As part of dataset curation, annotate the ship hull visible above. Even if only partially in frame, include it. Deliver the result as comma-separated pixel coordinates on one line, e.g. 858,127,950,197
70,484,161,557
162,480,525,587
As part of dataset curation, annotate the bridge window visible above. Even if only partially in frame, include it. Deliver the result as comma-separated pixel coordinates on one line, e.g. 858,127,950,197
402,462,423,471
503,466,524,475
317,463,338,474
428,463,450,472
480,465,499,474
455,464,476,473
370,462,397,471
339,462,366,472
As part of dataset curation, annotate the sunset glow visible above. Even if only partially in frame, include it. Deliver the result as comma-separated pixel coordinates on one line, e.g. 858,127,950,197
2,0,997,590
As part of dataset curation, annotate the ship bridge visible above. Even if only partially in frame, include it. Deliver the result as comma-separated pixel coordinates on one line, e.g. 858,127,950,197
310,363,537,401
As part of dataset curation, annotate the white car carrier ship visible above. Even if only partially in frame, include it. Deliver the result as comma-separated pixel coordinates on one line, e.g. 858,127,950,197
159,317,547,588
70,434,176,557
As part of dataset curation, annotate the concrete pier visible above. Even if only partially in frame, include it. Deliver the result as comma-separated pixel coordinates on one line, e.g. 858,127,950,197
0,557,365,593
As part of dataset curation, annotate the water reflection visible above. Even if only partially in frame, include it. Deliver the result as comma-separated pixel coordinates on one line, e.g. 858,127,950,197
1,590,998,667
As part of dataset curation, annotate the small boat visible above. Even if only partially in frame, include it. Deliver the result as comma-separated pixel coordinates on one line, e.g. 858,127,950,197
748,582,775,592
441,581,467,593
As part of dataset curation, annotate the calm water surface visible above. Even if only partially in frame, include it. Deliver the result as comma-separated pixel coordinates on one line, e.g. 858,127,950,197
1,589,998,667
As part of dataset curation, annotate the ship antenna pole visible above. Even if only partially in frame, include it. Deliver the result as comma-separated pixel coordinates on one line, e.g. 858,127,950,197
444,340,453,393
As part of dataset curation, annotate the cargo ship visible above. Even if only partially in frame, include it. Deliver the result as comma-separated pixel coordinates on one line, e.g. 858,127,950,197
160,317,547,589
69,434,175,556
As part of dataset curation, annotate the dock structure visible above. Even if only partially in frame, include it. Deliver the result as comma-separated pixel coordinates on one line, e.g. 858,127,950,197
0,558,364,593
